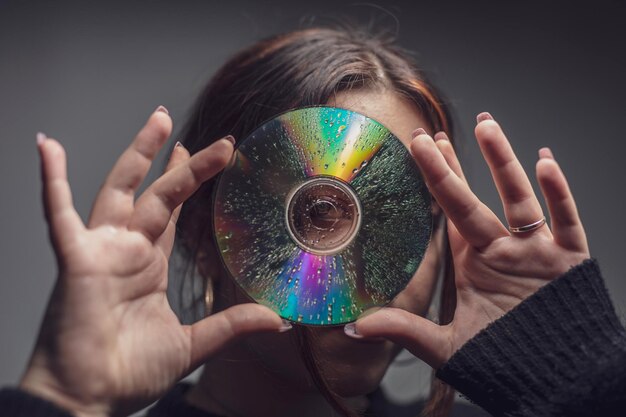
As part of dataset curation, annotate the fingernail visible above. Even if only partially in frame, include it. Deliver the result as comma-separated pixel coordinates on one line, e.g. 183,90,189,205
36,132,47,146
155,105,169,114
412,127,427,138
278,319,293,332
175,141,184,148
343,322,364,339
476,112,493,124
538,147,554,160
433,131,449,142
222,135,236,145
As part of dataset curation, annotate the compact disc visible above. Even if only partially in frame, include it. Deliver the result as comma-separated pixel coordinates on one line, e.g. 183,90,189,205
213,106,432,326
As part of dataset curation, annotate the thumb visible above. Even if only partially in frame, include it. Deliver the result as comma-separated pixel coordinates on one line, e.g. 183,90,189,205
346,307,450,369
184,303,291,371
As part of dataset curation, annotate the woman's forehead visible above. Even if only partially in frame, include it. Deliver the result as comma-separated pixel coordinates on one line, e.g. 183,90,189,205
326,89,431,146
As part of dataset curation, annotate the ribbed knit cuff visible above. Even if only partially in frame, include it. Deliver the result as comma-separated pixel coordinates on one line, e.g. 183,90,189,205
0,387,75,417
436,259,626,417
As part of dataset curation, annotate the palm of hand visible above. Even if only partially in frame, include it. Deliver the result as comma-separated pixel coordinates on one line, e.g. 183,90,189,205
449,228,588,356
49,228,188,407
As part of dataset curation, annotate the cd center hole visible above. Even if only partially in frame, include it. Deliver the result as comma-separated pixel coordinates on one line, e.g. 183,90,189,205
286,178,361,255
309,199,339,229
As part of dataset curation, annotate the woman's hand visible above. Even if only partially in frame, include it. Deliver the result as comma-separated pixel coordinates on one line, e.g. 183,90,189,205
348,112,590,369
20,107,291,417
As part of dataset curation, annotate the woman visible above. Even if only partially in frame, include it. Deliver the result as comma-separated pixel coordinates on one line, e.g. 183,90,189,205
3,27,625,417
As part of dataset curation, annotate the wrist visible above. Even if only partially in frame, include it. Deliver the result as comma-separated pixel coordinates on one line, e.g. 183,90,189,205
20,355,110,417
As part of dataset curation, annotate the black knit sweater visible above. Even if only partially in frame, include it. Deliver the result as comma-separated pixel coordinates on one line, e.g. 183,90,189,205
436,259,626,416
2,259,625,416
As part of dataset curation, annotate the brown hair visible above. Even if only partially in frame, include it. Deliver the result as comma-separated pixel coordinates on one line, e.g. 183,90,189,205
176,26,456,417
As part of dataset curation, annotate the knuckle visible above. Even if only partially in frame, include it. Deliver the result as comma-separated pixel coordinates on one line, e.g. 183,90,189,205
428,166,452,189
449,198,479,220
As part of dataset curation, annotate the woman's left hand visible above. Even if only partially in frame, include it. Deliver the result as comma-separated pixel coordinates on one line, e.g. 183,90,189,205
348,112,590,368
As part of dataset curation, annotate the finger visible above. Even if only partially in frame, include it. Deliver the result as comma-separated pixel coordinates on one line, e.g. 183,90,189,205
129,137,234,242
88,106,172,228
446,216,466,255
155,142,190,257
474,114,546,234
433,131,467,183
346,307,449,369
536,149,588,253
38,134,85,251
184,303,291,371
411,133,507,248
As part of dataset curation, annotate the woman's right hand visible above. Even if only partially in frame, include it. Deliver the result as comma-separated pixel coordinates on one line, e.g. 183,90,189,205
20,107,291,417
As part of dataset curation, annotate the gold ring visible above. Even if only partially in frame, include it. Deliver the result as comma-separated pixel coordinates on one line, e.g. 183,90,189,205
508,217,546,233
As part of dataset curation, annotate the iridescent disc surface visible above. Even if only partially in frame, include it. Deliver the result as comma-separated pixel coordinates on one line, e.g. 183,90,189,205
213,107,432,326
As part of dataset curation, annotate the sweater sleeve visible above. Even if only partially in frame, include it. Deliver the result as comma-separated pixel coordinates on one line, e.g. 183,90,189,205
0,387,75,417
436,259,626,417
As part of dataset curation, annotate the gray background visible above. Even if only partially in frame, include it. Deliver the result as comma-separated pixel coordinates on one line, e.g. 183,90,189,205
1,0,625,402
